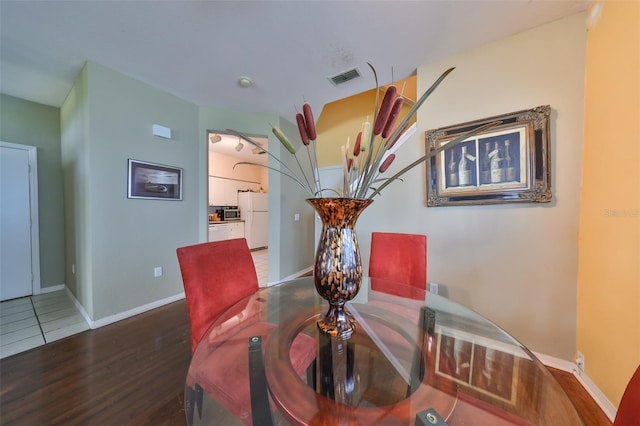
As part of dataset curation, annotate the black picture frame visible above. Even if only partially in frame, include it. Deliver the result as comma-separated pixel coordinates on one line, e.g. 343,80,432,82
127,159,183,200
426,105,551,206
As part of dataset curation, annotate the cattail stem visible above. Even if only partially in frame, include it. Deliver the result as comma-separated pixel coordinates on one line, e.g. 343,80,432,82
227,129,314,195
304,146,318,196
294,154,313,194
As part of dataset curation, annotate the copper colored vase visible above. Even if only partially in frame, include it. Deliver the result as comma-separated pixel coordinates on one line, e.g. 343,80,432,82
307,197,373,339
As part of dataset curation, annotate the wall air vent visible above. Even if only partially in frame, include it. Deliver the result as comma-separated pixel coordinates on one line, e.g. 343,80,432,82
328,67,361,86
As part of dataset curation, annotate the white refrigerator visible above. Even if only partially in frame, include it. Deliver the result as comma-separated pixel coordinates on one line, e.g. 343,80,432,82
238,192,269,250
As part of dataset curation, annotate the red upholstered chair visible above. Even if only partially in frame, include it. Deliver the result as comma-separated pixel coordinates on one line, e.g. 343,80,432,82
369,232,427,295
364,233,427,386
177,239,316,425
614,364,640,426
177,238,260,352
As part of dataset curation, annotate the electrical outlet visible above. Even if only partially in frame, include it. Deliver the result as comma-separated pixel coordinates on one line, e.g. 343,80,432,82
154,266,163,278
576,351,585,372
428,282,439,295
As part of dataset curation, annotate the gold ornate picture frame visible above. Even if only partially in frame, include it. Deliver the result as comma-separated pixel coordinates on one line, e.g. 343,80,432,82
426,105,551,207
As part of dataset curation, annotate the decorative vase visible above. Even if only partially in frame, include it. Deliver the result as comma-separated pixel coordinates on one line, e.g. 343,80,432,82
307,197,373,339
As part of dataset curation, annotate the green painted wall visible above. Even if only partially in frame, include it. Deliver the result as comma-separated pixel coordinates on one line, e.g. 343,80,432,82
1,94,65,290
56,62,315,322
60,65,89,308
5,61,316,323
62,62,201,320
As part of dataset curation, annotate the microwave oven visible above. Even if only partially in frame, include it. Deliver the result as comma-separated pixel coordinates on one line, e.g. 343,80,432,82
222,208,241,221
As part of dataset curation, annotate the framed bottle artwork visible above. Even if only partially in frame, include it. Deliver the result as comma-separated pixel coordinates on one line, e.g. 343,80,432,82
434,325,521,405
425,105,551,207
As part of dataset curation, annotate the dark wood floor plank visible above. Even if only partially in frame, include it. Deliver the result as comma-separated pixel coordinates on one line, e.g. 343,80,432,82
1,298,611,425
548,367,613,426
0,300,191,426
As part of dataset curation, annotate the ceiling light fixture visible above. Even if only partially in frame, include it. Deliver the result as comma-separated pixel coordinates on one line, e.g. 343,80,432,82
209,133,222,144
238,76,253,88
235,137,244,152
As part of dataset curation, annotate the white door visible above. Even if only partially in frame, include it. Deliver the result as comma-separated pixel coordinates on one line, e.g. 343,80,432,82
0,143,40,301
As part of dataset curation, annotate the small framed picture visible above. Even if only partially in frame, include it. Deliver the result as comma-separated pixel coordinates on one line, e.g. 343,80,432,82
426,105,551,206
127,159,183,200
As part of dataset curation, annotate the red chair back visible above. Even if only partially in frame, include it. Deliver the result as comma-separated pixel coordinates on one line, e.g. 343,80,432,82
615,364,640,425
369,232,427,291
177,238,259,352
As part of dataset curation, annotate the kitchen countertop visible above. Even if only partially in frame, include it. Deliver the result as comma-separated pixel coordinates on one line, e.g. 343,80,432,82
209,220,244,225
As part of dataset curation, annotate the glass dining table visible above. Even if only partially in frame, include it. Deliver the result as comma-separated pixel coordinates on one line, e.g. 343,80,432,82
185,277,583,425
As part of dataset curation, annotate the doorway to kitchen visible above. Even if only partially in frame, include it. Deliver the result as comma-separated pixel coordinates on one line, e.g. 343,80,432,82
207,131,270,286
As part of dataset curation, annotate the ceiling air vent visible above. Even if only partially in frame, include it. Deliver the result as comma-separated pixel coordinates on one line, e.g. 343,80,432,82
328,67,361,86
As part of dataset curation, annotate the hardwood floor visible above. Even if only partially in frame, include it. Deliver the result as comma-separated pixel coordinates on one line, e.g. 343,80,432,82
0,299,612,425
0,300,191,425
549,367,613,426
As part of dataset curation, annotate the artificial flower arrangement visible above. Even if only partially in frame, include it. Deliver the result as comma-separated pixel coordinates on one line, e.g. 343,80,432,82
230,65,500,200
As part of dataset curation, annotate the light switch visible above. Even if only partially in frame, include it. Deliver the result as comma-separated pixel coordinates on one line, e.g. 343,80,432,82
294,213,300,221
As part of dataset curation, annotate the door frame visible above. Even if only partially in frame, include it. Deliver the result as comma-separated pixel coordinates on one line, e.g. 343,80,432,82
1,141,41,296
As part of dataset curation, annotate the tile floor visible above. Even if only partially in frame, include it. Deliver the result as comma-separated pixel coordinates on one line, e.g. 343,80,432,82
0,249,269,359
251,248,268,286
0,290,89,359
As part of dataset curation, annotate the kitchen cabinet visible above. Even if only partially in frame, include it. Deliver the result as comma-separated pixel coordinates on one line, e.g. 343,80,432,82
208,177,224,206
208,176,261,206
208,221,245,242
208,223,226,242
227,221,245,240
223,183,239,207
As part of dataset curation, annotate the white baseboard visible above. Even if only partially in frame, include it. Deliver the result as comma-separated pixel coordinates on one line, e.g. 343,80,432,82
533,351,576,372
64,287,185,330
286,266,313,281
267,266,313,287
533,351,617,422
572,367,617,422
39,284,65,294
65,287,93,326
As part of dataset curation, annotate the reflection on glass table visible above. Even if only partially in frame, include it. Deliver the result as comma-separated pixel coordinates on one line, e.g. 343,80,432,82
185,277,583,425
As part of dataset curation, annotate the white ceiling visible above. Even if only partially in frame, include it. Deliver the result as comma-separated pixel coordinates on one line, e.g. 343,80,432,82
1,0,589,121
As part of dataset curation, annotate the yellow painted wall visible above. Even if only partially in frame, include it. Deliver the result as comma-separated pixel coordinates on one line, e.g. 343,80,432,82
316,76,416,167
577,0,640,407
